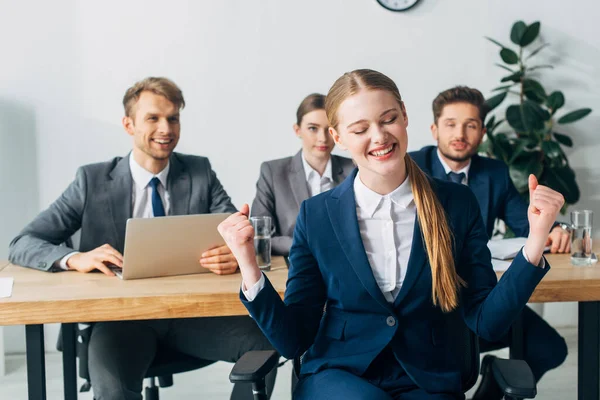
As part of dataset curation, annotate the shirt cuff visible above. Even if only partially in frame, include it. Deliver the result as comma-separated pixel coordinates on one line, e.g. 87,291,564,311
242,273,266,302
57,252,80,270
522,248,545,268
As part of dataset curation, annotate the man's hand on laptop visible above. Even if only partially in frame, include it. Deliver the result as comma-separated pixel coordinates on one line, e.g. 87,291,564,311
200,245,239,275
66,244,124,276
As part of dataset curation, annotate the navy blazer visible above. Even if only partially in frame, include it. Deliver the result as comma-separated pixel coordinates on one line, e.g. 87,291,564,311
409,146,529,239
242,169,548,394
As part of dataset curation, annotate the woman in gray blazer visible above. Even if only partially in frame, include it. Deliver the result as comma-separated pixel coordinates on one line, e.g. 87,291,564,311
251,93,355,256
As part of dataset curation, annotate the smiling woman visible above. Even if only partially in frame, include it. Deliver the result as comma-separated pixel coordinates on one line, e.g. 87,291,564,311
218,68,565,399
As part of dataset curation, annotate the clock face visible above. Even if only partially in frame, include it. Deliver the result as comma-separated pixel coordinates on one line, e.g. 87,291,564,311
376,0,420,12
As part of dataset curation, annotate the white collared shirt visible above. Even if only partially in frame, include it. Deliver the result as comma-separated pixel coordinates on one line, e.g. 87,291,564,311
437,149,471,185
301,153,333,197
354,173,416,303
57,155,171,269
129,155,171,218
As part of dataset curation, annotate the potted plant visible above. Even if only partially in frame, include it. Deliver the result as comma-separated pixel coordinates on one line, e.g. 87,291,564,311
480,20,592,210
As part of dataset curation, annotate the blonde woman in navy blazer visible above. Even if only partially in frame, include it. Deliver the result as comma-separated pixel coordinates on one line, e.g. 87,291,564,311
251,93,354,256
218,70,564,400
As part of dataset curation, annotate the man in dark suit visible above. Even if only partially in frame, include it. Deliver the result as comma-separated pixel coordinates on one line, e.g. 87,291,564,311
8,77,275,400
409,86,569,399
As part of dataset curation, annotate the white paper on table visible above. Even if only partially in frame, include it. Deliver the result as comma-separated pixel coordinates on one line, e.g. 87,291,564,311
487,238,528,260
491,259,511,272
0,278,14,298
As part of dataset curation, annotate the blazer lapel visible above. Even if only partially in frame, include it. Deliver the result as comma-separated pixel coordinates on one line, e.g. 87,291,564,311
430,148,448,181
327,176,393,312
168,154,191,216
467,156,490,226
394,217,428,307
289,151,310,208
106,155,133,249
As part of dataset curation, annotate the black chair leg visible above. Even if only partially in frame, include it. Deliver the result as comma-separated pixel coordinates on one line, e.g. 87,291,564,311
144,378,159,400
251,378,268,400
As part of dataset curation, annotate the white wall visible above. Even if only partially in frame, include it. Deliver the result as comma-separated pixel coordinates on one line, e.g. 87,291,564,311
1,0,599,352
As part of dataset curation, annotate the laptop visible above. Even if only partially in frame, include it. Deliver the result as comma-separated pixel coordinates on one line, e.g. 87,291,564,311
112,213,231,280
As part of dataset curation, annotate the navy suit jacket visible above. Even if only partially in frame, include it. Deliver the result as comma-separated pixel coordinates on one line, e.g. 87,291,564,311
242,169,548,394
409,146,529,239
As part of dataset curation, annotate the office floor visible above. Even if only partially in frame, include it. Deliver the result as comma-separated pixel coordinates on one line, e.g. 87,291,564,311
0,326,577,399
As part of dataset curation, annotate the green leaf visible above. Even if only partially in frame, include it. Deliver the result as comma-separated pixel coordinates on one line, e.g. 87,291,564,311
523,100,551,128
485,36,506,48
501,71,524,83
492,133,513,164
546,91,565,113
523,79,547,103
526,43,550,60
508,139,530,164
511,21,528,45
506,105,527,132
527,65,554,72
506,101,550,133
492,84,514,92
542,140,562,160
509,153,544,193
485,115,496,133
520,21,541,47
485,92,507,112
500,48,519,64
553,132,573,147
541,165,580,204
495,63,515,73
558,108,592,124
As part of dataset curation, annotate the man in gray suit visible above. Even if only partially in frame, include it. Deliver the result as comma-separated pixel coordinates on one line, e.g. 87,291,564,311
251,151,354,255
9,77,275,400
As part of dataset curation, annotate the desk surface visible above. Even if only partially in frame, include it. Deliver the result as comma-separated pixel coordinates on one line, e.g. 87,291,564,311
0,258,289,326
504,244,600,303
1,246,599,326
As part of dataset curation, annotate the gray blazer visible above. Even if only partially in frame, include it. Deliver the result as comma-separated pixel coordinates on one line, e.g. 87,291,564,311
251,151,355,256
8,152,236,271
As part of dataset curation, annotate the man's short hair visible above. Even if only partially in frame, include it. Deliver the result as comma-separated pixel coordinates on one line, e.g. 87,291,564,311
432,86,487,124
123,77,185,118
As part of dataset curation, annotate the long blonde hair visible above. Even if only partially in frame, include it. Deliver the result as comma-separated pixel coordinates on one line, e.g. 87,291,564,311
325,69,464,312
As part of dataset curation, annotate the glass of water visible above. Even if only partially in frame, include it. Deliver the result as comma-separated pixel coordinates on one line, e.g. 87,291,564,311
571,210,593,266
250,216,272,271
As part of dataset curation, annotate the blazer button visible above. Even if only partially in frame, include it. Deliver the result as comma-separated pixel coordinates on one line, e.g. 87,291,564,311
39,262,47,268
386,316,396,327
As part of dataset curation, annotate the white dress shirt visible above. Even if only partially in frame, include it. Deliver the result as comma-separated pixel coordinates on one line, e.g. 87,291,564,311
301,153,333,197
354,173,416,302
437,149,471,185
57,156,171,269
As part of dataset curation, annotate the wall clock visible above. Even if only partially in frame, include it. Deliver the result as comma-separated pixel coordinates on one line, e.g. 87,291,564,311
376,0,421,12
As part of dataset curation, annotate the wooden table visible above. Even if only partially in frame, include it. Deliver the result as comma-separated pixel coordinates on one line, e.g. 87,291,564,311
0,257,289,400
498,246,600,400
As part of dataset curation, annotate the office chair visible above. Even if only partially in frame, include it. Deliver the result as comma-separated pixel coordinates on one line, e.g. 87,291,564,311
57,322,215,400
229,311,537,400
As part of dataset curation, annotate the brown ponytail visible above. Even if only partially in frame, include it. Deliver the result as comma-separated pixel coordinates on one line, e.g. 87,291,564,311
405,156,465,311
325,69,464,312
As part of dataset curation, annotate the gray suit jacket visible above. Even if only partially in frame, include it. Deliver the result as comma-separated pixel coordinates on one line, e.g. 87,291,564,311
250,151,355,256
9,152,236,271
